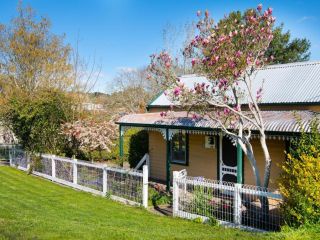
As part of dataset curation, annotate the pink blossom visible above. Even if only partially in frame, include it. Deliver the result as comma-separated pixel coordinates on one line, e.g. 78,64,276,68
267,7,273,15
234,105,240,111
235,50,242,57
173,87,182,96
233,70,240,78
202,38,209,45
228,60,236,68
257,4,263,11
191,58,197,66
165,61,171,68
160,112,167,117
223,108,230,115
192,114,200,120
246,56,252,65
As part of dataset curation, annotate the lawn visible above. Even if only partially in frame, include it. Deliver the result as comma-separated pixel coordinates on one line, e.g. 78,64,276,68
0,166,318,240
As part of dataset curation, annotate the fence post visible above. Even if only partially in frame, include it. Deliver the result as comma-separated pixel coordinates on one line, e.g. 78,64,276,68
233,183,242,225
51,155,56,181
9,146,13,166
73,159,78,185
26,152,31,172
142,165,148,208
172,171,179,216
102,166,107,195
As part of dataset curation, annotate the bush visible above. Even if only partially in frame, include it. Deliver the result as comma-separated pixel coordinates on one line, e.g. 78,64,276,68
4,90,72,154
128,130,148,168
148,187,172,207
279,119,320,227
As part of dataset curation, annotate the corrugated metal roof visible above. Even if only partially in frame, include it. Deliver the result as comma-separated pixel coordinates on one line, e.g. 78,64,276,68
149,61,320,107
117,110,319,133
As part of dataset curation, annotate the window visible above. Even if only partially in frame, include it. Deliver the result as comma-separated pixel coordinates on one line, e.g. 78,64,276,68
171,132,189,165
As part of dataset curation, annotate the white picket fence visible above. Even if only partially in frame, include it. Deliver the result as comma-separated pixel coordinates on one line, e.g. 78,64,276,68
9,149,149,208
173,170,283,231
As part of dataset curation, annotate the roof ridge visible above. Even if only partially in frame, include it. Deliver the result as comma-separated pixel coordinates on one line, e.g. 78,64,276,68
259,60,320,70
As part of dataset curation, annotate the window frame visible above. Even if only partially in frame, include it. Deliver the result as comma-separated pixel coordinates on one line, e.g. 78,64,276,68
170,132,189,166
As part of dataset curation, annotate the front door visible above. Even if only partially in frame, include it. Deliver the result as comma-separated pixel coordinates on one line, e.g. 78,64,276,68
220,136,237,182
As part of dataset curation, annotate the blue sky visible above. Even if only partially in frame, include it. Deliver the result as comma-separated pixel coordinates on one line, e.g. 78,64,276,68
1,0,319,92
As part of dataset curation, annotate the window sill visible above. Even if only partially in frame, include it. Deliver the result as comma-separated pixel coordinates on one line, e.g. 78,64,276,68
171,161,188,166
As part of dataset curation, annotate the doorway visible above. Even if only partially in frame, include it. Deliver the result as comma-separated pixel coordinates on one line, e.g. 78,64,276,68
219,136,238,183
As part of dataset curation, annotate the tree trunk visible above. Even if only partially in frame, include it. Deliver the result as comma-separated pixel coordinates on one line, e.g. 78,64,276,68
260,134,272,189
260,134,272,229
243,142,262,187
244,140,270,229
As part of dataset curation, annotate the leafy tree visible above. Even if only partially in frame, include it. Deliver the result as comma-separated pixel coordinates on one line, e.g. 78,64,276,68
128,130,149,168
149,5,275,189
279,119,320,227
109,68,153,114
266,24,311,64
5,90,72,154
0,3,72,95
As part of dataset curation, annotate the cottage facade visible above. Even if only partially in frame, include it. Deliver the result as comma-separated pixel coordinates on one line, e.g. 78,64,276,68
116,61,320,189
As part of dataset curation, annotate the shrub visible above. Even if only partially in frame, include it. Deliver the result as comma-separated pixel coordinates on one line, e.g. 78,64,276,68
148,187,172,207
279,119,320,227
4,90,72,154
128,130,148,168
206,216,219,226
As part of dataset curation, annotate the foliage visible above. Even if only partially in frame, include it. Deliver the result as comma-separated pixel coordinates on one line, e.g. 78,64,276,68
128,130,149,168
148,5,275,188
0,3,72,94
1,166,320,239
3,90,72,154
61,119,118,160
217,12,311,65
108,68,154,113
206,216,219,226
190,185,232,221
148,186,172,207
266,24,311,64
279,119,320,227
193,217,204,223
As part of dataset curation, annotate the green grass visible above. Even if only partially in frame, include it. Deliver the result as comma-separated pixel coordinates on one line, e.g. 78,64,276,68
0,166,319,240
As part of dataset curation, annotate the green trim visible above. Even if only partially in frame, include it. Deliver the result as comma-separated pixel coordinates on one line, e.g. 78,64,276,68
216,135,220,181
146,91,165,110
166,128,171,191
236,143,243,184
116,122,303,136
242,149,245,184
116,122,218,132
146,105,170,110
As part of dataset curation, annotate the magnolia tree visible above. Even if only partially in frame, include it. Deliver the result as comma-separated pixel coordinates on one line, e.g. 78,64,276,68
148,4,275,189
61,119,118,160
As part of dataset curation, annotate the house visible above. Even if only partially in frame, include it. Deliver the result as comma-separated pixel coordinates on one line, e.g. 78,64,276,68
82,102,104,111
116,61,320,190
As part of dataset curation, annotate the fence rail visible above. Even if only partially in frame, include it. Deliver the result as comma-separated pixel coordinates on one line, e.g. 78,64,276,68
7,148,148,208
173,170,283,231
